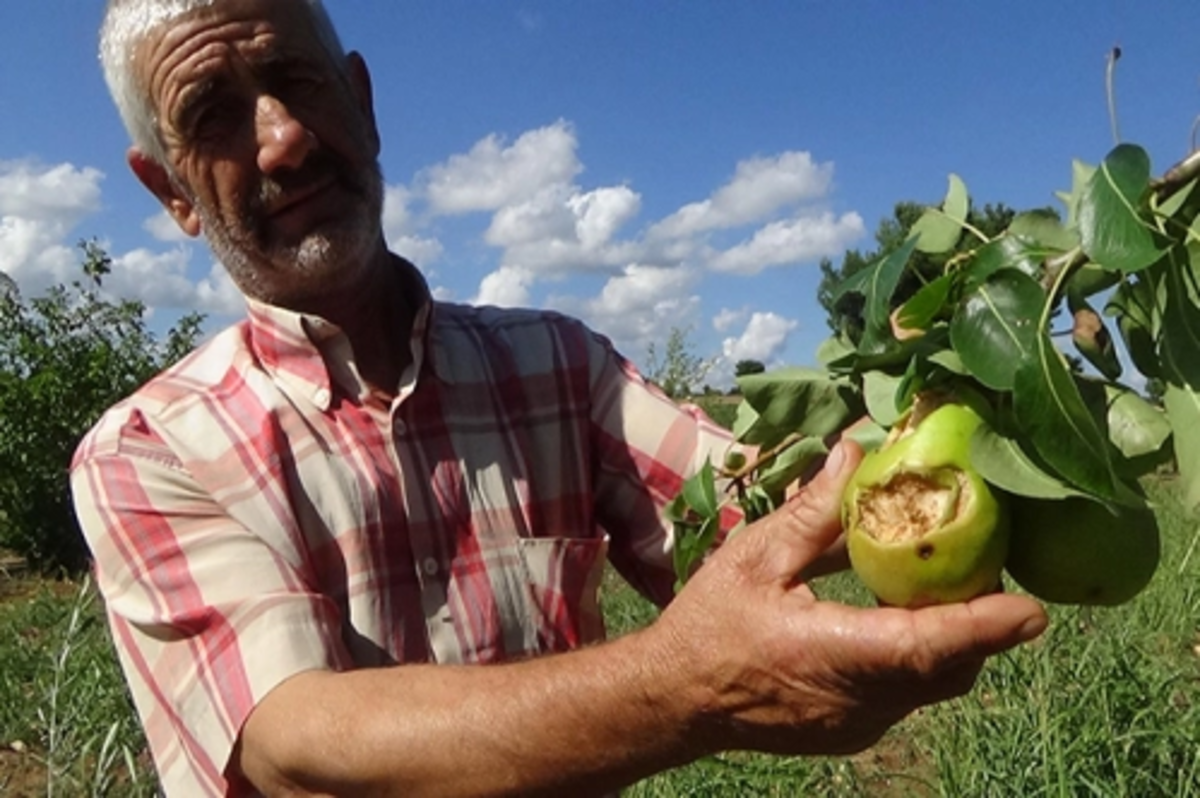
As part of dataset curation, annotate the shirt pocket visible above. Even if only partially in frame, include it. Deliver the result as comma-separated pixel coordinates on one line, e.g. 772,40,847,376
516,536,609,653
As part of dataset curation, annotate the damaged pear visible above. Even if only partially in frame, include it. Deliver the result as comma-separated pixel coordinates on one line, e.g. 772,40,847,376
843,401,1009,608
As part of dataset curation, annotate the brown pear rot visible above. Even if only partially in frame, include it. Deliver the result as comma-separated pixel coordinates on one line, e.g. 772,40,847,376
843,396,1010,608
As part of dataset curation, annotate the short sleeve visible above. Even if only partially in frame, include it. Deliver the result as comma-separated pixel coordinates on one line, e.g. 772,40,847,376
584,331,743,607
71,424,352,796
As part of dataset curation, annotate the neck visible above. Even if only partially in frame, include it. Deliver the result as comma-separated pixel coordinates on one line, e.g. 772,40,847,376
292,246,415,396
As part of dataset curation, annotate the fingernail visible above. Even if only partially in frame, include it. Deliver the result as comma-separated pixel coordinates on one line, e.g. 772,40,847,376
1018,614,1048,642
825,441,847,475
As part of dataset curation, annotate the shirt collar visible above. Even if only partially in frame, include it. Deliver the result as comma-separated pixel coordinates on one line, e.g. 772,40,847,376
244,255,436,410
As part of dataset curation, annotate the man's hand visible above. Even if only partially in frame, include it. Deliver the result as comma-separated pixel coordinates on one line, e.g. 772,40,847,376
655,440,1048,757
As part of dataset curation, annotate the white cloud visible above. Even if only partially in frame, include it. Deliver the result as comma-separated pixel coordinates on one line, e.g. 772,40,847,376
0,160,105,295
707,211,865,275
190,264,245,315
486,184,642,276
473,265,535,308
486,185,579,247
105,247,245,316
722,312,798,364
0,160,102,221
650,151,834,239
548,264,702,363
569,186,641,249
383,184,444,268
702,311,799,389
143,210,192,243
712,307,748,333
423,121,581,214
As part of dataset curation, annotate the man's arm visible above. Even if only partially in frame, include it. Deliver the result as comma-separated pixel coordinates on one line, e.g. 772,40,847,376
238,442,1047,796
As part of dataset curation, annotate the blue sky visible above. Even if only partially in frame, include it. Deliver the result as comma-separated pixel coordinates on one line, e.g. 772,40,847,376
3,1,1199,388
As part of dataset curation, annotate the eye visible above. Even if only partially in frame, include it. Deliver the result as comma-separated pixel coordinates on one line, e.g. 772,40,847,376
269,69,327,102
190,100,246,141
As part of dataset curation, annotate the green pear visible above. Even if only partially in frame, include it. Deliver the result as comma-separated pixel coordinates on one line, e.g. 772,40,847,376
844,402,1009,608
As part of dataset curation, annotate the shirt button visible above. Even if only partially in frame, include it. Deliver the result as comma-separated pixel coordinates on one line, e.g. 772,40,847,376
422,557,439,576
313,387,331,406
393,419,407,435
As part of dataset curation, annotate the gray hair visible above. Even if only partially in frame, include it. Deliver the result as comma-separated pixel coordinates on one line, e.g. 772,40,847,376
99,0,346,165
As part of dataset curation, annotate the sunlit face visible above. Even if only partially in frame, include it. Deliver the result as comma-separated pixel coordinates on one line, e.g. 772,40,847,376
131,0,385,306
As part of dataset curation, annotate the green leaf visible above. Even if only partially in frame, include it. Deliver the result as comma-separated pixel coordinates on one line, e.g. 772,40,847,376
1106,274,1163,380
669,462,722,587
1065,263,1122,301
951,269,1045,391
755,437,829,504
862,370,904,427
1008,209,1079,252
1011,332,1140,506
672,514,720,589
734,368,863,447
1103,384,1172,461
663,492,692,525
827,262,876,306
1151,176,1198,220
927,348,967,375
910,173,969,254
970,426,1085,501
1057,159,1097,229
814,334,855,368
1163,383,1200,514
895,273,954,333
843,419,888,453
1159,245,1200,390
961,236,1047,293
1078,144,1163,273
859,237,920,355
680,460,718,518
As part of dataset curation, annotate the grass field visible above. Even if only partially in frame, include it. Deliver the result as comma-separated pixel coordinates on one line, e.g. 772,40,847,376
1,477,1197,796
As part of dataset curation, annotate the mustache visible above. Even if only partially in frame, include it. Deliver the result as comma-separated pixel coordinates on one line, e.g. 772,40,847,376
248,148,367,218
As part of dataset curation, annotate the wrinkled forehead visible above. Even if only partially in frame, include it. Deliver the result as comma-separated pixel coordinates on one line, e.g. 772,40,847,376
130,1,333,103
111,1,331,83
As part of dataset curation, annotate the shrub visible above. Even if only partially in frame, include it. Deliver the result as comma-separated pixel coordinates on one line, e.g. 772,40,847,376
0,241,204,573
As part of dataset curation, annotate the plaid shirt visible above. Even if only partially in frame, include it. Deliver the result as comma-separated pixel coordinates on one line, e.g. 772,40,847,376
71,258,738,796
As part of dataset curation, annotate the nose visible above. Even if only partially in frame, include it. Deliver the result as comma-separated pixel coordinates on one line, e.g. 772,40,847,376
255,94,317,173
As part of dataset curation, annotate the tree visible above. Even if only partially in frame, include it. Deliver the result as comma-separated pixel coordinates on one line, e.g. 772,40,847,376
734,359,766,378
817,202,1032,338
0,241,205,573
644,326,712,400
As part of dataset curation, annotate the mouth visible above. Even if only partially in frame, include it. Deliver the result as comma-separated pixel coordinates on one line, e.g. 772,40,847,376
264,174,339,220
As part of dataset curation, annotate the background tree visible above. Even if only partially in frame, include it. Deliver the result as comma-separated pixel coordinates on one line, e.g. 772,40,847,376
645,326,712,400
817,202,1033,339
0,241,205,573
734,359,766,377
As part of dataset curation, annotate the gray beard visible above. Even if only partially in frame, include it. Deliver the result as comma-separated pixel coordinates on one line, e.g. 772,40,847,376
197,162,386,308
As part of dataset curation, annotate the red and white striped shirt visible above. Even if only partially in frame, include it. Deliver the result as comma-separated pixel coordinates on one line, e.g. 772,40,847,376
71,258,738,796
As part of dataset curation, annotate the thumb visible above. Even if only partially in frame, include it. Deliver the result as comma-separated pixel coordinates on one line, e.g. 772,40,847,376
743,439,863,584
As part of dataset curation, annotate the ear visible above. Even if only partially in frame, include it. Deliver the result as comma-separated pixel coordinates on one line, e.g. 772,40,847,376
345,51,381,155
127,147,202,237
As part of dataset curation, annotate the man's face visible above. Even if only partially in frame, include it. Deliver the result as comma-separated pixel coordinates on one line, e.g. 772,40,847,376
132,0,384,306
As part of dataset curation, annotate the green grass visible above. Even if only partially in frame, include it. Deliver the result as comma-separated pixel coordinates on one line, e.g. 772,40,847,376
1,478,1196,795
0,577,155,797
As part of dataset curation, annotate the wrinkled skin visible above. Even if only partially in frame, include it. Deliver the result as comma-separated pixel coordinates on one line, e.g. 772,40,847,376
654,441,1045,757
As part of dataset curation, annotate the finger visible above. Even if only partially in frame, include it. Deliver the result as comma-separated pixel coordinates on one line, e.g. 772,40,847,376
906,593,1048,672
742,440,863,584
794,532,850,582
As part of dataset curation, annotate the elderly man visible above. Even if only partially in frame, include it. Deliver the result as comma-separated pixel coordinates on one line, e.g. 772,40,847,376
72,0,1047,795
